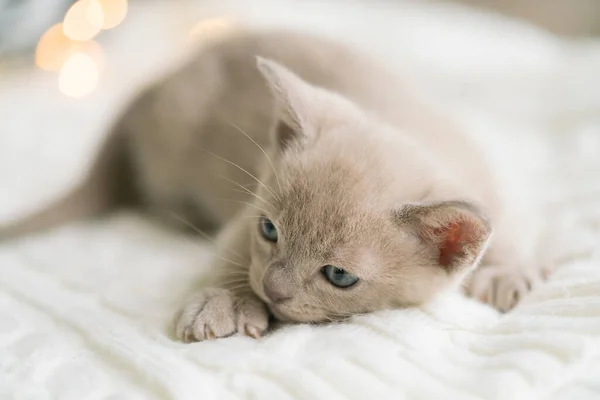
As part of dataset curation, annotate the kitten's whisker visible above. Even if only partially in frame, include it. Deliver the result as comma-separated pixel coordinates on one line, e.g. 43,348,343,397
168,212,247,263
226,284,254,294
214,272,249,280
230,188,276,210
199,147,279,201
210,254,246,269
216,271,250,281
169,212,215,242
212,173,276,209
219,280,250,288
213,270,249,277
229,122,283,197
229,189,271,207
214,266,249,275
240,215,264,220
219,280,249,288
217,198,269,215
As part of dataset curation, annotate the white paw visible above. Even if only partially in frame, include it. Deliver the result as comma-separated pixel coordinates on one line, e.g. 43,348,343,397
467,266,545,312
175,288,269,342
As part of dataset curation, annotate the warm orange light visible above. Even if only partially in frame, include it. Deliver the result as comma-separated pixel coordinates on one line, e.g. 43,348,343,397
36,24,105,72
58,53,99,98
189,18,237,44
38,0,126,96
99,0,128,30
73,40,106,71
63,0,105,41
35,24,74,71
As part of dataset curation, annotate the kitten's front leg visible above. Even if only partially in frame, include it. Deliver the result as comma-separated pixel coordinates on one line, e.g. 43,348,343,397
175,286,269,342
174,213,270,342
466,264,546,312
465,210,548,312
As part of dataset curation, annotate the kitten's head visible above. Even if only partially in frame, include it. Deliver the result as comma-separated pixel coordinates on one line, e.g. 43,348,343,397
247,58,492,322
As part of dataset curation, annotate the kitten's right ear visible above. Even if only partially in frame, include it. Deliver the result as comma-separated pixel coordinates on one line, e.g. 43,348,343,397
394,201,492,273
256,57,317,151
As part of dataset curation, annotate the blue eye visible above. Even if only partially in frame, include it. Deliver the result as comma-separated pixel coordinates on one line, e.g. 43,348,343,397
259,217,278,242
321,265,359,288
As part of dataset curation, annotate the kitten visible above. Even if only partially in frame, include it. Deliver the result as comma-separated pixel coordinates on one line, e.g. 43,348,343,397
0,30,547,342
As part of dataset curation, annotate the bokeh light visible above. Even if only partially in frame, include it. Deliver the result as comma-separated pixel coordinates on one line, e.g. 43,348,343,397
36,25,105,73
35,24,74,71
189,18,237,44
72,40,106,71
63,0,105,41
35,0,128,97
99,0,128,30
58,53,99,98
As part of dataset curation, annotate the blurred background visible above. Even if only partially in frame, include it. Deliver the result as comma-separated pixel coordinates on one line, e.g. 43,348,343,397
0,0,599,225
1,0,599,97
449,0,600,37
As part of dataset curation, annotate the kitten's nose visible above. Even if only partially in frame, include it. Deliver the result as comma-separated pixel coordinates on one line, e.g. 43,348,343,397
263,283,291,304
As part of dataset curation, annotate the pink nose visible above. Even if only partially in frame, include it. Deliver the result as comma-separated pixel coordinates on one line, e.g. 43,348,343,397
263,283,291,304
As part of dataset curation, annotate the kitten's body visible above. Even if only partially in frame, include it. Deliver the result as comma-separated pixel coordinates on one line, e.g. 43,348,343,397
1,30,546,341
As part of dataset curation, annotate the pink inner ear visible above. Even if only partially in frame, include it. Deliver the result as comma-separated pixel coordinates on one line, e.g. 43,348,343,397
396,201,491,270
434,220,478,268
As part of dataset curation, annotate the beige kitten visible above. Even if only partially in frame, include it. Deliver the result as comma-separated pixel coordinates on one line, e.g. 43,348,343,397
0,30,546,342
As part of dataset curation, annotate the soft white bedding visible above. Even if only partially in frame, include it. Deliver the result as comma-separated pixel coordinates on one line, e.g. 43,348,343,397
1,1,600,399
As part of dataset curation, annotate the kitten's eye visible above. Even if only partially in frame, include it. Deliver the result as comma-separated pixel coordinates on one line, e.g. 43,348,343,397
321,265,359,288
259,217,278,242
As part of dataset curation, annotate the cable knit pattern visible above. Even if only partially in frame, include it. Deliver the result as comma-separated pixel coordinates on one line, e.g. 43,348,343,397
1,1,600,399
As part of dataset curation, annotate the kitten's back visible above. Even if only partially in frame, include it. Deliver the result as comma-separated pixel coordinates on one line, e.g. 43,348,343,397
1,29,500,239
131,30,499,222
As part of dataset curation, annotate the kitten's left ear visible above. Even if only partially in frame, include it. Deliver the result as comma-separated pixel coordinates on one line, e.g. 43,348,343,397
256,57,320,151
394,201,492,272
256,57,332,150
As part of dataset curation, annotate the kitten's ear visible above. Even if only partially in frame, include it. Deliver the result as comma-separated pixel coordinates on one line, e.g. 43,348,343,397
256,57,317,151
394,201,492,272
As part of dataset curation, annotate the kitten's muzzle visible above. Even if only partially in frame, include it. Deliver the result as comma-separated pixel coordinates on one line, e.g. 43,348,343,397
263,282,291,304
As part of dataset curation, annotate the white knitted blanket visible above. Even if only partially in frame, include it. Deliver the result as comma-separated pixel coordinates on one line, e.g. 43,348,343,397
1,1,600,399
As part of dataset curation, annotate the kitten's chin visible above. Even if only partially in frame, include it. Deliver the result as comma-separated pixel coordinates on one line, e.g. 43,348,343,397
268,304,328,323
268,304,294,322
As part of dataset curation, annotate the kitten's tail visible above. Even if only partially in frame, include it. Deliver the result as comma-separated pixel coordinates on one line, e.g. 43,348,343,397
0,126,138,241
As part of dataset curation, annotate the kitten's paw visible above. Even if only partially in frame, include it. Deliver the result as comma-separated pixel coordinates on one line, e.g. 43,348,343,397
175,288,269,342
467,266,544,312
